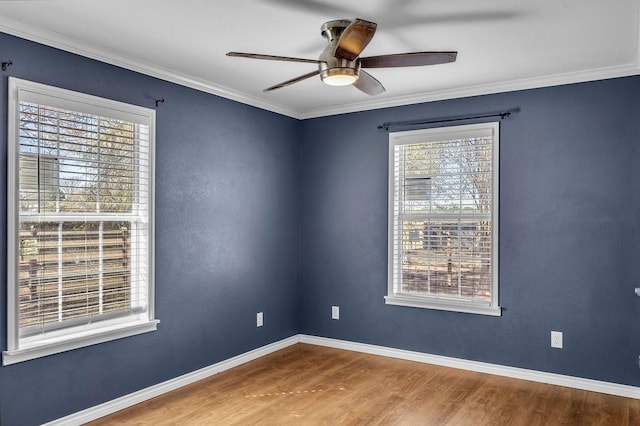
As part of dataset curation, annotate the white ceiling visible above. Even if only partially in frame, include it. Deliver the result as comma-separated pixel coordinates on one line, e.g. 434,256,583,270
0,0,638,119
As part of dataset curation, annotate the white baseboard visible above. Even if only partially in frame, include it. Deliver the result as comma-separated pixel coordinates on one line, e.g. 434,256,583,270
299,334,640,400
44,335,300,426
46,333,640,425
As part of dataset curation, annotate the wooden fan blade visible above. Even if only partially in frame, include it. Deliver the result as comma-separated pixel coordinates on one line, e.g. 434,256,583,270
334,19,377,60
353,70,385,96
264,70,321,92
227,52,320,64
360,51,457,68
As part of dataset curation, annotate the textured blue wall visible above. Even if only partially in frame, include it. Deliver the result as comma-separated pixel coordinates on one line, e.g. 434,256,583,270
2,29,640,426
299,77,640,388
0,33,300,425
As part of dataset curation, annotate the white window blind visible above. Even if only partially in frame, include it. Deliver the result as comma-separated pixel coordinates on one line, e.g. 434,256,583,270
386,122,500,316
5,78,158,365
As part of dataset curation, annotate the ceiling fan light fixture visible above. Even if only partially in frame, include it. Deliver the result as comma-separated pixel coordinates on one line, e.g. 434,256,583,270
321,67,359,86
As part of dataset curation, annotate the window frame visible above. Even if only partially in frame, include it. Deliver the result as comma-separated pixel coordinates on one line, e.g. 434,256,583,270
385,122,501,316
4,77,158,365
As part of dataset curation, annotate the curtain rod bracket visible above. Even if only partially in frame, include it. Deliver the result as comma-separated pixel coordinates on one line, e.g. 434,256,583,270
2,61,13,71
155,98,165,107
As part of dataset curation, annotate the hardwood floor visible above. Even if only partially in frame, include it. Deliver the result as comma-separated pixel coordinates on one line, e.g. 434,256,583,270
89,343,640,425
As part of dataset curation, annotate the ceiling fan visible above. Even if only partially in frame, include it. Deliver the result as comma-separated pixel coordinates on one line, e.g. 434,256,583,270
227,18,457,96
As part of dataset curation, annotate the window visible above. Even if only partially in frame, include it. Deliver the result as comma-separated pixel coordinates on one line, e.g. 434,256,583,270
4,77,158,365
386,122,500,316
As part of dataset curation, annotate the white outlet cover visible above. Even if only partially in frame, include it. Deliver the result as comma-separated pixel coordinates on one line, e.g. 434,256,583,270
257,312,263,327
331,306,339,320
551,331,563,348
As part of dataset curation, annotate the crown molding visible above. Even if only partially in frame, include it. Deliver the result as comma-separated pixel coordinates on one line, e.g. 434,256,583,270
1,14,638,121
298,63,640,119
0,16,301,119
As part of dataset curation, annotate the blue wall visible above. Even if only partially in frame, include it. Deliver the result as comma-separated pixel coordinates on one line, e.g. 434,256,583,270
2,30,640,425
299,77,640,387
0,33,300,425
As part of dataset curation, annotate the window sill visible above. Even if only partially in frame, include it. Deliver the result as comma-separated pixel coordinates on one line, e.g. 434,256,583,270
2,319,160,366
385,295,501,316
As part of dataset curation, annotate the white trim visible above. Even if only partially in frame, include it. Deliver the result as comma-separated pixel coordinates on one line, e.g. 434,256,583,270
384,295,501,316
43,334,640,425
0,16,300,120
298,64,640,119
3,320,159,366
147,112,156,321
0,16,638,120
299,335,640,400
636,0,640,66
42,335,300,426
6,73,19,352
492,122,500,315
17,82,152,125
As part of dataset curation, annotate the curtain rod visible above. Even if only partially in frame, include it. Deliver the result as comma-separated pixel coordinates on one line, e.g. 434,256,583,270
377,110,513,131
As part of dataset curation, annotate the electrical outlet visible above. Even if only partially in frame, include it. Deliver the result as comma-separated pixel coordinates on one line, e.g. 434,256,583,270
551,331,563,348
256,312,263,327
331,305,339,320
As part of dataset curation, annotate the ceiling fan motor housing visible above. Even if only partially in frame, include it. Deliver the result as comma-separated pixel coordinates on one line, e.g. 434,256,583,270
319,19,361,85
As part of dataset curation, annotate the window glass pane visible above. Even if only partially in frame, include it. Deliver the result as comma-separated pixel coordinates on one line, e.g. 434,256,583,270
396,219,491,302
396,136,492,215
17,219,142,334
18,102,149,215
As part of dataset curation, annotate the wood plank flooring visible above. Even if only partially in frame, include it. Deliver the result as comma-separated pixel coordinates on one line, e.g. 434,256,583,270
89,343,640,425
